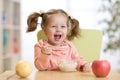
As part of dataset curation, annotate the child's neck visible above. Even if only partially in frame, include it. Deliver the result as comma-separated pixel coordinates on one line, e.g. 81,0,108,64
47,40,62,47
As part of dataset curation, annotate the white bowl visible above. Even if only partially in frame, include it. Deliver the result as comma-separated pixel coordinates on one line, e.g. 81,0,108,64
58,60,77,72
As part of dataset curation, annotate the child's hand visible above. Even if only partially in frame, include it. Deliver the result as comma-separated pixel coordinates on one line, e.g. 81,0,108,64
41,46,52,55
83,63,91,72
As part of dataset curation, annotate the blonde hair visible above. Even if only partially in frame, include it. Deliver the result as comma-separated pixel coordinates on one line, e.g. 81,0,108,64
27,9,80,40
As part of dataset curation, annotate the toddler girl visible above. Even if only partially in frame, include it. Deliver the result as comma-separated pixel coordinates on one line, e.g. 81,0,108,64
27,9,90,72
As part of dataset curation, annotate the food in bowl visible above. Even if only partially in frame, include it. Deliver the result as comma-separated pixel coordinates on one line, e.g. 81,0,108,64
58,59,77,72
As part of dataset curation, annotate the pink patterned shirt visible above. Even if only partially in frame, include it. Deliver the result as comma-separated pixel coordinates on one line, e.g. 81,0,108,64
34,39,87,71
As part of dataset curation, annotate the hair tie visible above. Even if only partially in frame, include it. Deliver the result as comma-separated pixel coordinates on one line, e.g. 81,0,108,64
68,13,73,19
39,10,45,17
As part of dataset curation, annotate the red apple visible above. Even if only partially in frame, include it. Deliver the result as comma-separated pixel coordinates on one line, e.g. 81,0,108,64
92,60,111,77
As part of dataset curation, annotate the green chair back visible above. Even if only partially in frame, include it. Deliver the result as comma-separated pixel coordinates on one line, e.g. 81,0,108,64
37,29,103,62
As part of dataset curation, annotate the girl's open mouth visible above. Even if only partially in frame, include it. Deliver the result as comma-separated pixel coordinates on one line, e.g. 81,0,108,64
54,34,61,41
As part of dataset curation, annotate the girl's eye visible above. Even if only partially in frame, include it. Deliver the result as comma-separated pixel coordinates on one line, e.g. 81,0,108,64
61,26,66,28
52,26,56,28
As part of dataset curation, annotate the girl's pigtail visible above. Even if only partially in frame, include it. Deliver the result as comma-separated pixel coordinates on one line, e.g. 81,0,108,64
67,17,80,40
26,12,41,32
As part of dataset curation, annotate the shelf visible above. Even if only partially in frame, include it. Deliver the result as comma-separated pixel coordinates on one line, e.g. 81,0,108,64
1,24,20,30
0,0,21,73
12,0,20,3
2,53,20,59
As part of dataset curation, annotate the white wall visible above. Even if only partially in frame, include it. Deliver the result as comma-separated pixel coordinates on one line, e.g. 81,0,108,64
21,0,120,71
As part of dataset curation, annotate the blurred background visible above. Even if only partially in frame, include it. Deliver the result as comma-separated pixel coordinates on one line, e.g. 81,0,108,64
0,0,120,73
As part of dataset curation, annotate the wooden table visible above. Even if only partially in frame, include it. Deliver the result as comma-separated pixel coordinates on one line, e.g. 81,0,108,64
0,70,120,80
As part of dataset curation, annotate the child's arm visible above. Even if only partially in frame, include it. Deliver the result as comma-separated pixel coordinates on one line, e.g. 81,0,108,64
72,53,91,72
70,42,91,72
34,43,52,71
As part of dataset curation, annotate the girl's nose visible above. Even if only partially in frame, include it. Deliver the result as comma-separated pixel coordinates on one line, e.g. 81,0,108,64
56,26,61,31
